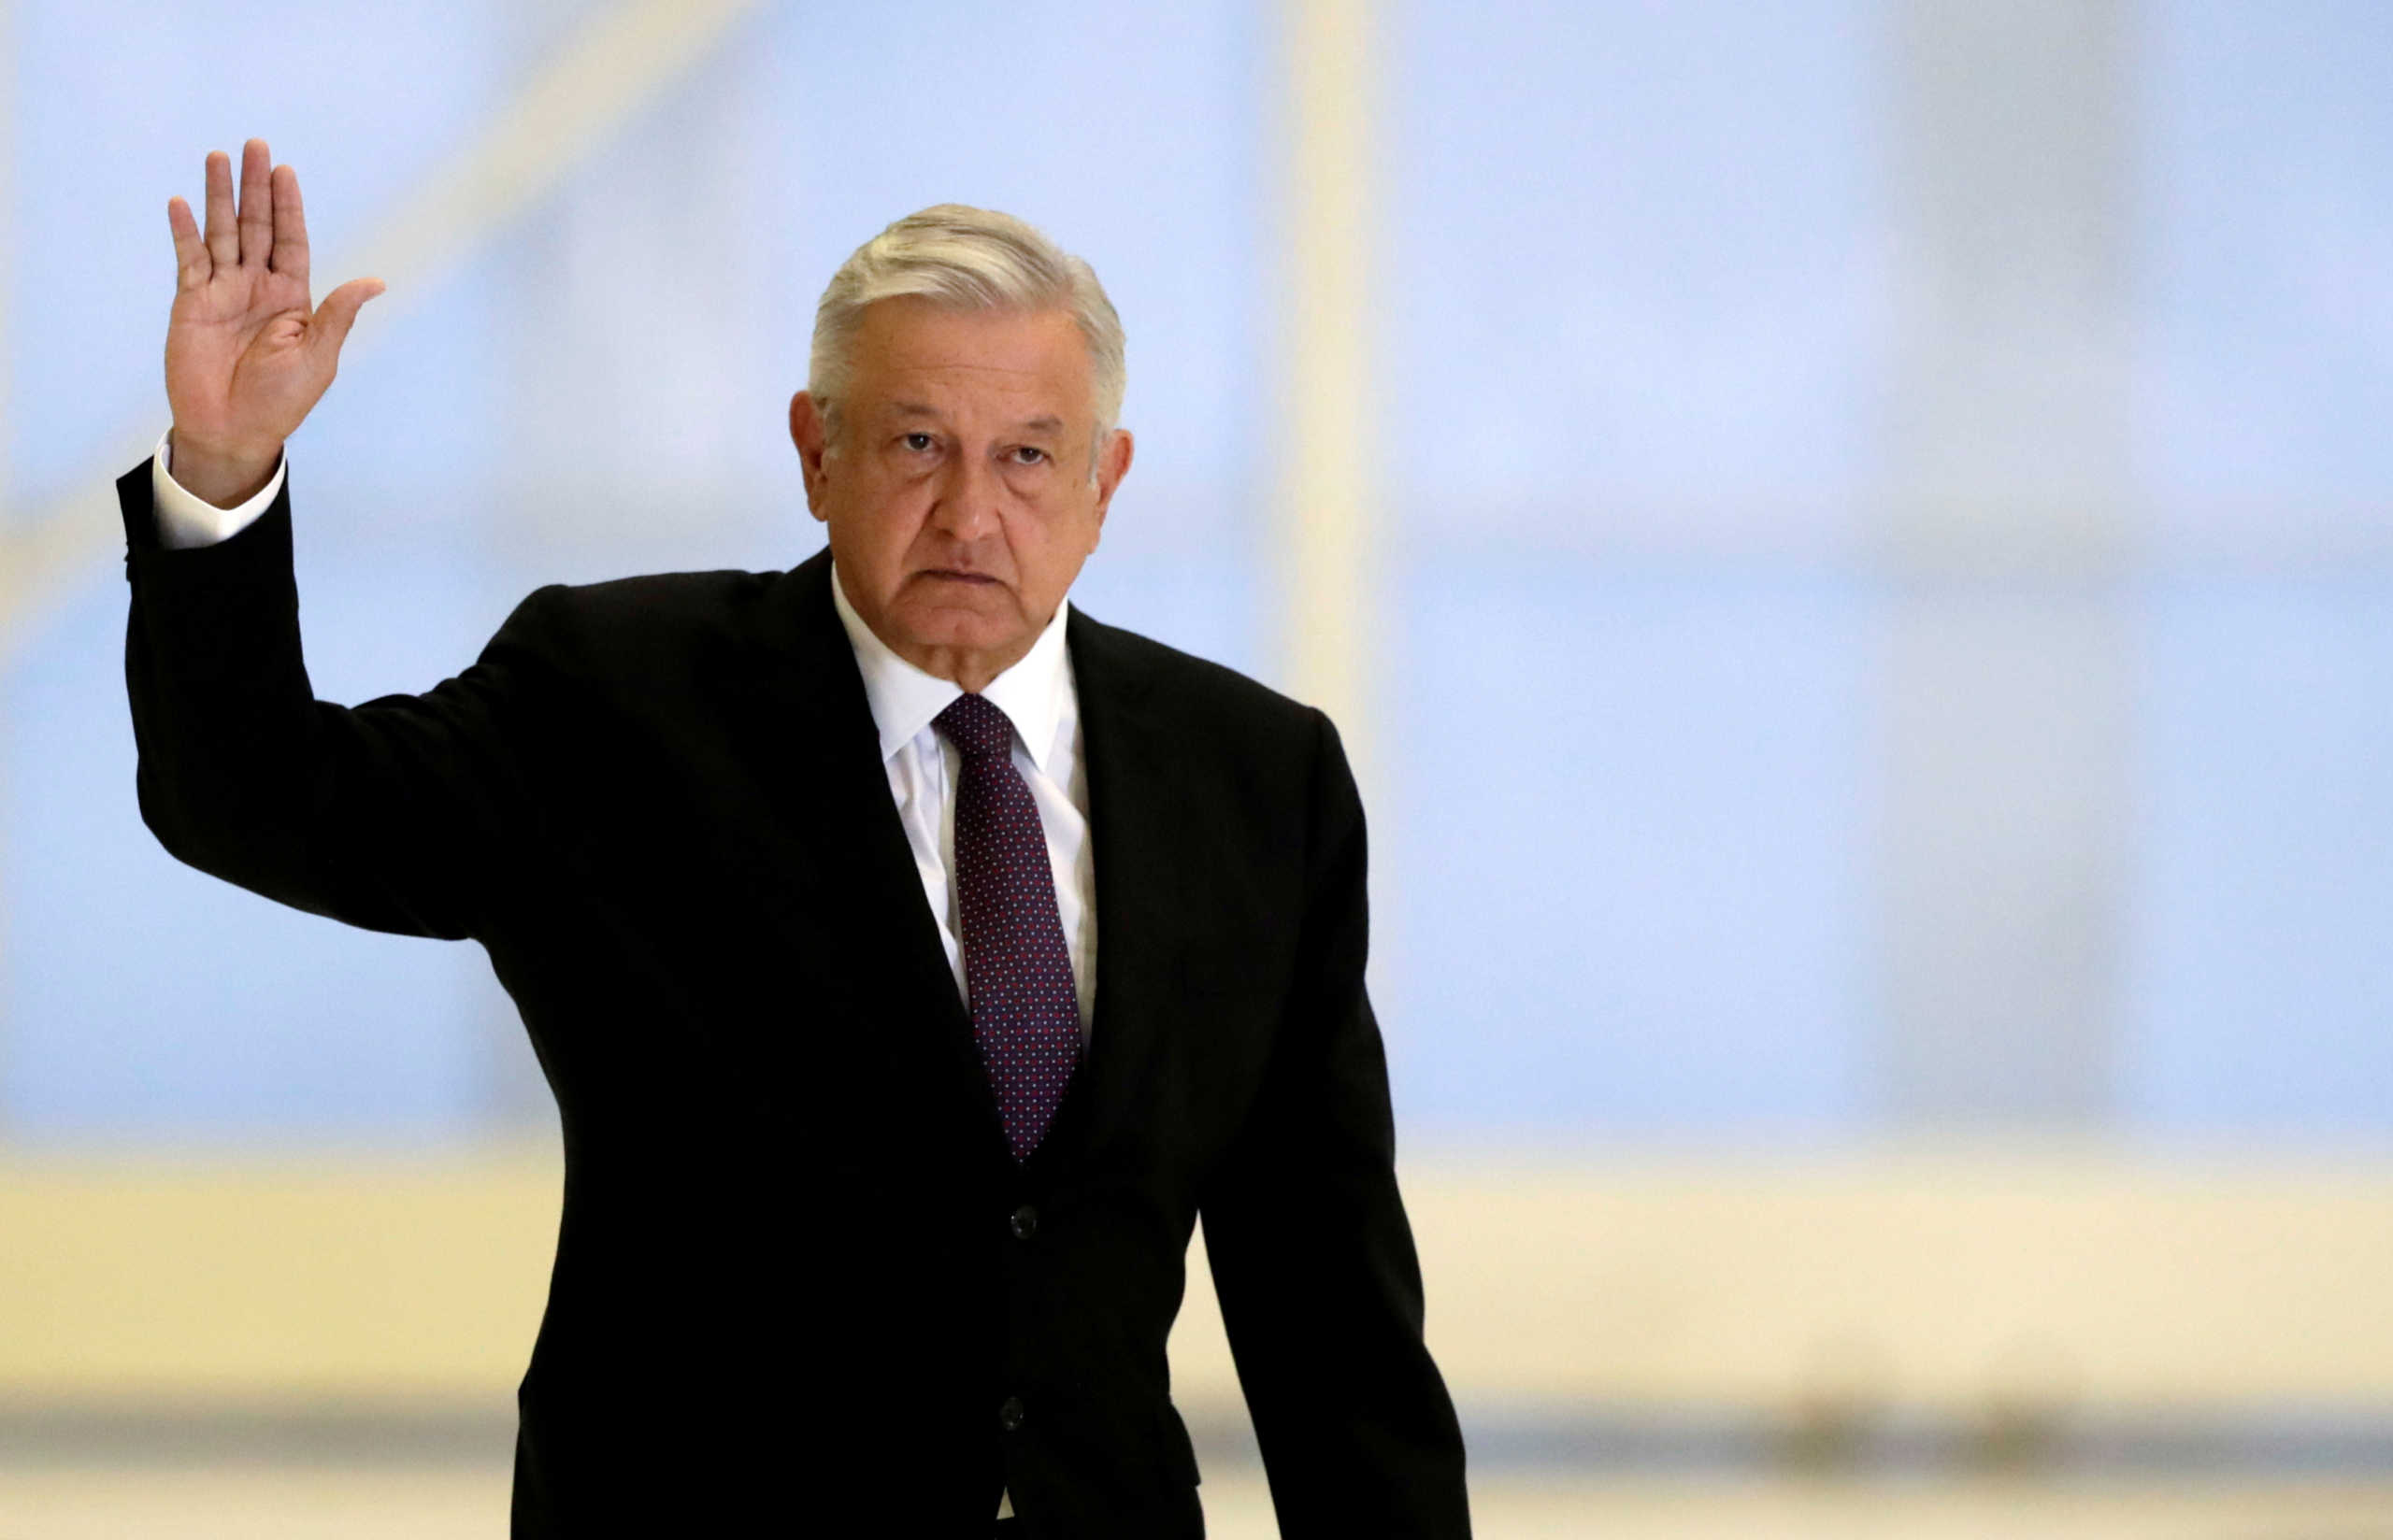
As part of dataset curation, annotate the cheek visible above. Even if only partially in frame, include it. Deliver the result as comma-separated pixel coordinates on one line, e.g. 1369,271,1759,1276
842,480,924,539
828,496,921,574
1057,493,1106,552
1015,506,1101,580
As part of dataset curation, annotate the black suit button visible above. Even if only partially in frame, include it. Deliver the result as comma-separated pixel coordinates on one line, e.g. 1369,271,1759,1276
998,1396,1026,1432
1010,1205,1039,1240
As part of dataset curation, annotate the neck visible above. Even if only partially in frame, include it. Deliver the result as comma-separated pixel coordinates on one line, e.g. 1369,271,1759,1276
895,638,1032,695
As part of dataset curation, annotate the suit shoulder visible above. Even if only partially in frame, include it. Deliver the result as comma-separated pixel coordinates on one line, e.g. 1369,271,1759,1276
494,566,782,679
1070,609,1325,744
537,566,776,626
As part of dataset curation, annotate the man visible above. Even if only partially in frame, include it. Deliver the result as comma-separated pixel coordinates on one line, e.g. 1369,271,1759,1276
123,138,1469,1537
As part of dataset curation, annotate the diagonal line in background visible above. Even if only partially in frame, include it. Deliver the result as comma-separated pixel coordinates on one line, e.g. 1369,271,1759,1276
0,0,767,662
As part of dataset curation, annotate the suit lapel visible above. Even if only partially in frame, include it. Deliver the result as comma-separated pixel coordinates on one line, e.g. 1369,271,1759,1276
730,550,1004,1155
1030,606,1187,1174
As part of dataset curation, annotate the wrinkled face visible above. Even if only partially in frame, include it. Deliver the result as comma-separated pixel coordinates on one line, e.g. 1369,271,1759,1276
789,296,1133,690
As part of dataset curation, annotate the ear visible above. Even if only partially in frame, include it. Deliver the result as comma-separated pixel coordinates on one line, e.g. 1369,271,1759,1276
789,391,832,521
1087,428,1134,542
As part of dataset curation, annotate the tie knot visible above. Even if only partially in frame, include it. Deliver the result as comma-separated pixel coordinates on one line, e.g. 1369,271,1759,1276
933,692,1018,762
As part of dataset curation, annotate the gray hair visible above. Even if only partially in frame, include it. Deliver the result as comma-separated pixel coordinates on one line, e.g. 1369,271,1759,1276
808,204,1125,469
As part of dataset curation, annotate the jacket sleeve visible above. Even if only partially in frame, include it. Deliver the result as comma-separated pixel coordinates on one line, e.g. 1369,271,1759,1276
119,459,557,942
1197,709,1472,1537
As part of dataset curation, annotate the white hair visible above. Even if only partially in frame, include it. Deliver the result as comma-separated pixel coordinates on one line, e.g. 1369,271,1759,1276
808,204,1125,475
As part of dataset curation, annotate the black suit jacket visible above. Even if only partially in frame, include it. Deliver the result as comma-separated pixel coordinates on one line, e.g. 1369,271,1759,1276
118,463,1469,1537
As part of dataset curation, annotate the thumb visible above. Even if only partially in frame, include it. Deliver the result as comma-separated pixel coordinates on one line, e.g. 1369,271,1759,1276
309,277,386,364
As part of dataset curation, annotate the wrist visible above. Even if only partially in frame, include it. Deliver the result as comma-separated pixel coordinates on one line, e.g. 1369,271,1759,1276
165,431,281,509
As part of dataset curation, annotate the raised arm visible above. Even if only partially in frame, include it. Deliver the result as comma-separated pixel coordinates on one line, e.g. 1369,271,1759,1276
163,137,381,507
126,142,549,943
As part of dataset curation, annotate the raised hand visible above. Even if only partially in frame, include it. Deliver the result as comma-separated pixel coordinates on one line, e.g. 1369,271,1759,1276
164,138,383,507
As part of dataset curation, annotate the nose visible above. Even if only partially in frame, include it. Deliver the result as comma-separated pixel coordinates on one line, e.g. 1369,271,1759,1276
930,450,1002,543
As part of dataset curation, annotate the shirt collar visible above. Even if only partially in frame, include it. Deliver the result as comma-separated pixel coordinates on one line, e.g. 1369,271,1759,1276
829,561,1075,772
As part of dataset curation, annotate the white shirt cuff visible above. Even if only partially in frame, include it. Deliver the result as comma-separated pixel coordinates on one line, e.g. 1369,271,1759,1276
150,429,286,549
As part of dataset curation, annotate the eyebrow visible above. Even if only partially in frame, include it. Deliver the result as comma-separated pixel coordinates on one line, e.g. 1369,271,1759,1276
886,402,1067,436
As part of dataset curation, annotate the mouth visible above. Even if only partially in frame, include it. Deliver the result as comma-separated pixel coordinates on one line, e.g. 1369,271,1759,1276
919,568,1001,587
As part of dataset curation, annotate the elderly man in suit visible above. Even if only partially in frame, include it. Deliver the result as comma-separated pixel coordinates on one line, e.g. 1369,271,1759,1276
123,138,1470,1537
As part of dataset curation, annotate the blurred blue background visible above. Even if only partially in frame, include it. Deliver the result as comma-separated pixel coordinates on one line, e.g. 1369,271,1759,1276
9,7,2393,1536
4,0,2388,1155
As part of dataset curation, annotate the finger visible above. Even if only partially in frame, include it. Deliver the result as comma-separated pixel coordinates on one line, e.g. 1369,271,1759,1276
268,164,308,283
308,277,386,367
202,150,236,269
167,194,210,290
236,137,273,267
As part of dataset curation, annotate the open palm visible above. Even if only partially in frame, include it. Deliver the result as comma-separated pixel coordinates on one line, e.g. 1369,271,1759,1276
165,138,381,497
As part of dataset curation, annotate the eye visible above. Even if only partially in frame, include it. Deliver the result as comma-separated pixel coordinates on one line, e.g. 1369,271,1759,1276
901,432,936,453
1010,445,1050,466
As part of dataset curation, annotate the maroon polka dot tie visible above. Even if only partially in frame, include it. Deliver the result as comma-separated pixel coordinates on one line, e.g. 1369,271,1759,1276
934,692,1082,1162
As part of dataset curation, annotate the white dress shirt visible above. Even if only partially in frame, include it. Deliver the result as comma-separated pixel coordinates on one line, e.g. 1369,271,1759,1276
826,563,1097,1037
150,437,1092,1524
149,431,288,548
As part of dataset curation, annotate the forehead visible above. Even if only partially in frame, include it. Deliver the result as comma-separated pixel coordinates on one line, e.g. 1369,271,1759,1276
847,297,1092,421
